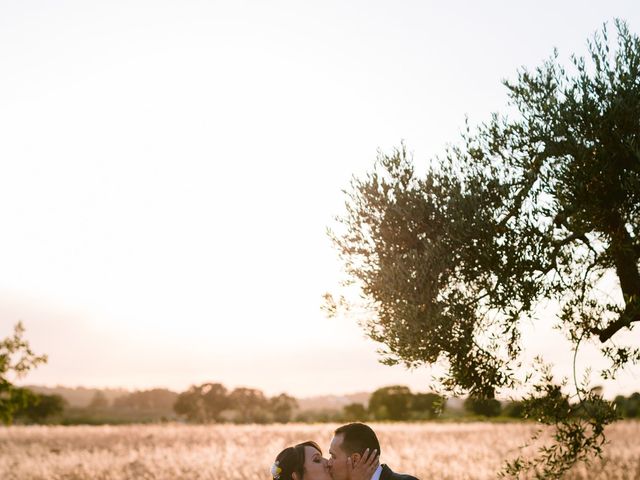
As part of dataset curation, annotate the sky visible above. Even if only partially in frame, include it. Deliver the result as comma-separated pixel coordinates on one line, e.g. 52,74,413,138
1,1,639,398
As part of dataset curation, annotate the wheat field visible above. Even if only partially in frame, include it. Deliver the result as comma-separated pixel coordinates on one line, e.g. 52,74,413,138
1,421,638,479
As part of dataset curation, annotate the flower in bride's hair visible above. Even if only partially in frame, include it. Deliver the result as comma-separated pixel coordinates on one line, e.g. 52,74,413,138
271,460,282,479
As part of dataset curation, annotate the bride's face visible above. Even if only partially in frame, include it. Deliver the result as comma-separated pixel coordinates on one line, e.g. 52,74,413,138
297,446,331,480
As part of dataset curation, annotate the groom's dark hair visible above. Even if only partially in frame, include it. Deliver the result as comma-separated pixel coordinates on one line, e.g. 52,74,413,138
334,422,381,457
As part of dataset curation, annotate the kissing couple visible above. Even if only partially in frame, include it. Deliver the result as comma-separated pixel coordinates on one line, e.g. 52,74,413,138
271,423,419,480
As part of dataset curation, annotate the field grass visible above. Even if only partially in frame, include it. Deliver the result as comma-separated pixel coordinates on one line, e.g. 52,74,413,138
1,421,639,479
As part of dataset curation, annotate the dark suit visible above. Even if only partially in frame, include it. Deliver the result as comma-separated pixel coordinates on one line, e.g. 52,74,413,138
379,464,419,480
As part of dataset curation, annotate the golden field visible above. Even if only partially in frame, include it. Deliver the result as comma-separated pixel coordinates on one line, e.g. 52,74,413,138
1,421,639,479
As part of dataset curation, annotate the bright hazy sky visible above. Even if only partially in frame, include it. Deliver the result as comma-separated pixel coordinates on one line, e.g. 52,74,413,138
1,1,640,398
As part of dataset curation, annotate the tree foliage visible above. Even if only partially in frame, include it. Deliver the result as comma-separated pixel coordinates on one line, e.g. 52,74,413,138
113,388,178,411
268,393,298,423
228,387,270,423
173,382,297,424
0,322,47,425
16,393,66,424
342,402,368,421
174,382,230,423
369,385,413,420
464,396,501,417
411,392,445,419
366,385,445,420
330,20,639,477
614,392,640,417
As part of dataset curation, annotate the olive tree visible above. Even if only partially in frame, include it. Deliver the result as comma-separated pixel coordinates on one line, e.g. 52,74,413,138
329,20,639,477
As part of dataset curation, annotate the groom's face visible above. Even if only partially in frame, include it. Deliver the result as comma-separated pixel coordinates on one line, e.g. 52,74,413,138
328,433,350,480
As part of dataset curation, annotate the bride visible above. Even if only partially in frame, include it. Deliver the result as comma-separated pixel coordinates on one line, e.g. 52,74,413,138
271,440,377,480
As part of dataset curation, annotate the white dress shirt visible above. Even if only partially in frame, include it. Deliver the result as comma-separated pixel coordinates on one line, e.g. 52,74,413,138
371,464,383,480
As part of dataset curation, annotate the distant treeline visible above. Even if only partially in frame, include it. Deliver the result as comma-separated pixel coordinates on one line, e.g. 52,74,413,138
15,384,298,425
16,388,180,425
13,384,640,425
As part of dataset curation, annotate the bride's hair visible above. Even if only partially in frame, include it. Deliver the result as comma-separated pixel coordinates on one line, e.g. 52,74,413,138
272,440,322,480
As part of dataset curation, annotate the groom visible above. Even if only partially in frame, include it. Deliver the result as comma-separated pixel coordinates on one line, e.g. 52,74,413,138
328,423,419,480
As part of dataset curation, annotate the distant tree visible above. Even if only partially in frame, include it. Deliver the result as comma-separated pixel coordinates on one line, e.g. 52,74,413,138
503,400,526,419
329,20,637,477
613,395,627,416
628,392,640,417
17,394,66,423
88,391,110,410
411,393,444,419
464,397,501,417
343,402,368,421
368,385,412,420
0,322,47,424
613,392,640,418
229,387,269,423
268,393,298,423
174,382,229,423
113,389,178,411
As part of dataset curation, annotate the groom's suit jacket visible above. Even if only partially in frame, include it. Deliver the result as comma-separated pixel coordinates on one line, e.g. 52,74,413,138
379,464,419,480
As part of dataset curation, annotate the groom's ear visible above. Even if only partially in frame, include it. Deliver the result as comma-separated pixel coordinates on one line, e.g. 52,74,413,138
351,453,361,464
292,473,300,480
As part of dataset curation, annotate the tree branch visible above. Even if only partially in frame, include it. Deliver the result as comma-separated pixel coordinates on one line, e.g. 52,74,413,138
496,155,545,229
597,212,640,342
598,301,640,342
